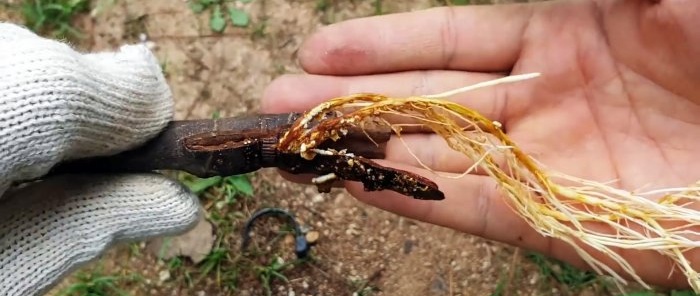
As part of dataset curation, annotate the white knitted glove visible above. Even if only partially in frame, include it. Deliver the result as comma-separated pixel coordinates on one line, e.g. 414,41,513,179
0,23,201,295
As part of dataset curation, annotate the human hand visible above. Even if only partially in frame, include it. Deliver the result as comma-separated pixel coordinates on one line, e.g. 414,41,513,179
0,23,200,295
261,0,700,290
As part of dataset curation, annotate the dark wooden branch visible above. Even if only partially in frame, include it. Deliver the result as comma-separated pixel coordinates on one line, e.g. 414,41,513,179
49,113,444,200
50,113,391,178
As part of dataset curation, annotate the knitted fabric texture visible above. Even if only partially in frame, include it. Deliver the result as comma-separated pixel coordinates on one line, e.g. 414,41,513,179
0,24,201,295
0,23,172,192
0,174,200,295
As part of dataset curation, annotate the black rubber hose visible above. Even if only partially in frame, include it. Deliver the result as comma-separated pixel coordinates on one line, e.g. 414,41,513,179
241,208,310,259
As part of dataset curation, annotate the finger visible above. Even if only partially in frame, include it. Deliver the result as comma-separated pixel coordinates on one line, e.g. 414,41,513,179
340,162,690,288
277,158,542,249
339,160,549,252
383,132,508,175
262,71,508,122
298,4,534,75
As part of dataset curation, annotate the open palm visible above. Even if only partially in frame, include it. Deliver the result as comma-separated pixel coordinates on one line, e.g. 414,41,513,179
262,0,700,289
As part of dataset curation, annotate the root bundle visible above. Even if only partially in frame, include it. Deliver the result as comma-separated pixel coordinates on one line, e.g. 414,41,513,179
278,73,700,292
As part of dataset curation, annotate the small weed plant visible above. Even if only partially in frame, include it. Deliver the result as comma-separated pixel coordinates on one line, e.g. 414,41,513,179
19,0,90,39
188,0,251,32
179,173,254,205
57,265,142,296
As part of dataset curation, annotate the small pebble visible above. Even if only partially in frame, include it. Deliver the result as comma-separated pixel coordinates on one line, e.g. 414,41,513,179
578,288,596,296
284,234,295,245
430,276,448,294
345,223,360,236
159,270,171,282
312,194,324,203
403,240,415,254
529,274,539,285
306,231,320,244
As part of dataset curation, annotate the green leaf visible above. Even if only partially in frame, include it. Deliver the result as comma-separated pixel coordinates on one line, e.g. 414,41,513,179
451,0,470,5
228,7,249,27
228,175,254,196
189,2,206,13
623,292,659,296
270,270,288,282
186,176,222,194
315,0,329,11
210,5,227,32
670,291,699,296
373,0,383,15
69,0,87,8
43,4,69,14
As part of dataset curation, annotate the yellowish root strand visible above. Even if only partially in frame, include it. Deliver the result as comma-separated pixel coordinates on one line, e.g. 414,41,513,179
283,73,700,293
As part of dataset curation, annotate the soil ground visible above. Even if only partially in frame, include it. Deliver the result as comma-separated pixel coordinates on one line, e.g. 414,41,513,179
0,1,691,296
